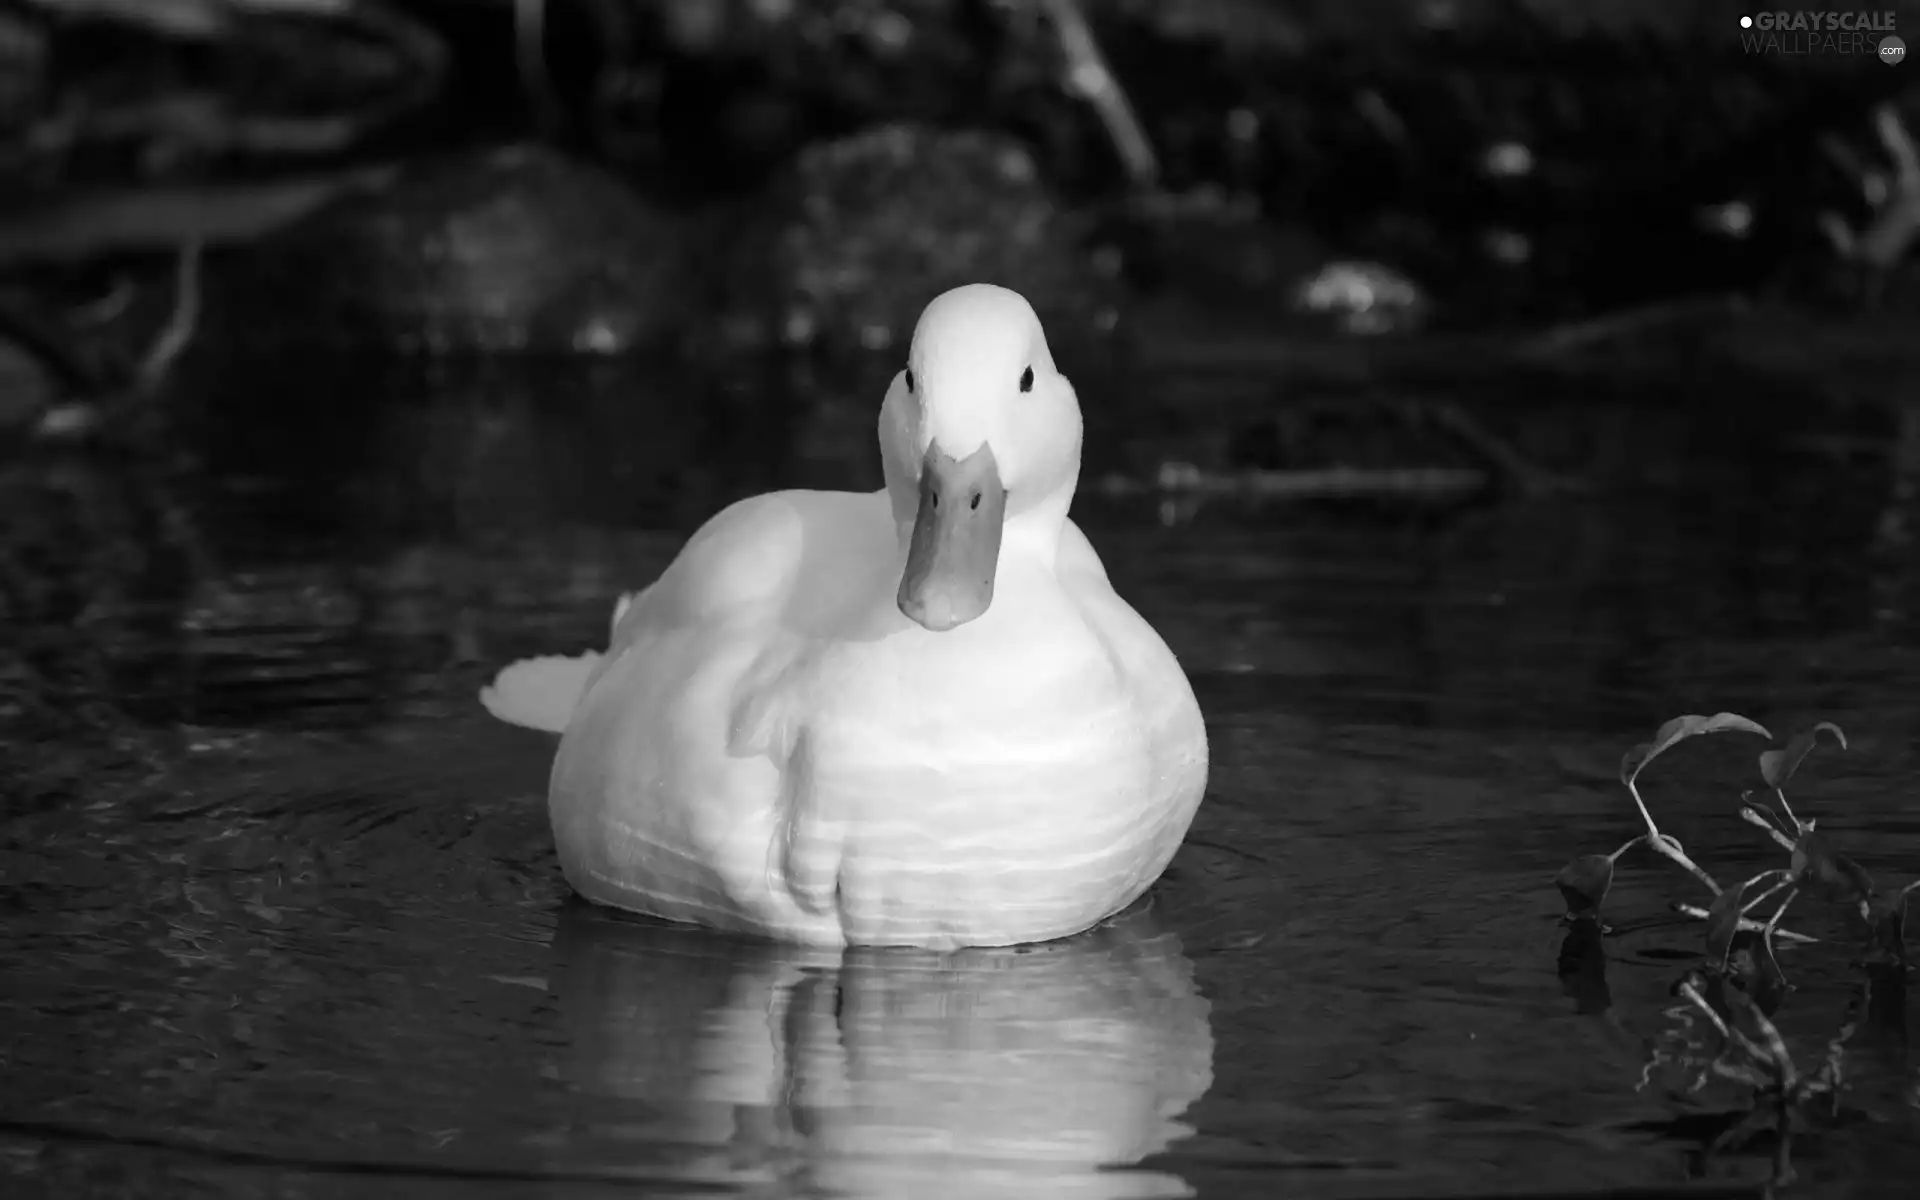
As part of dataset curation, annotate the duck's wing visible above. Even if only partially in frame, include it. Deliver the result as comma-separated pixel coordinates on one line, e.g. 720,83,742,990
481,490,889,736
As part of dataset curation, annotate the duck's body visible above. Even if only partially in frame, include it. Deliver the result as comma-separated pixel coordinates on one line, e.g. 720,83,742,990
484,284,1207,949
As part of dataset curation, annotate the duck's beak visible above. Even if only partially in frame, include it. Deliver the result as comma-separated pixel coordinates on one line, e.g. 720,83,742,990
897,441,1006,631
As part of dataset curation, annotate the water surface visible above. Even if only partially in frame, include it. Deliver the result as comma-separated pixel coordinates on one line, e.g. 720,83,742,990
3,354,1918,1198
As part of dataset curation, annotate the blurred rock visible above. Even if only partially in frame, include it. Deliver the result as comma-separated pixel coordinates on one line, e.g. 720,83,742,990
1103,188,1326,315
1290,260,1429,336
600,0,1075,192
707,122,1121,363
207,144,687,355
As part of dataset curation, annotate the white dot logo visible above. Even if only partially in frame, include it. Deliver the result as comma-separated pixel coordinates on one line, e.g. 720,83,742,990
1740,15,1752,28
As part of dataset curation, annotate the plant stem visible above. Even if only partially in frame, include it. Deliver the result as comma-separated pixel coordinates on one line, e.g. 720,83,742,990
1744,999,1798,1090
1766,889,1799,935
1626,778,1661,838
1649,831,1721,894
1673,902,1818,944
1625,780,1719,892
1739,804,1798,852
1772,787,1805,834
1606,834,1645,863
1677,981,1732,1038
1683,981,1779,1070
1742,873,1795,915
1762,887,1800,980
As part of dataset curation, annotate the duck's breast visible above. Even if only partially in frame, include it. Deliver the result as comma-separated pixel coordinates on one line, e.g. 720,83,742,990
785,574,1177,945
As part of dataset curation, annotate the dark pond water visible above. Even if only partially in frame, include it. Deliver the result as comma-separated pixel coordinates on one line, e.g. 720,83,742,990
3,351,1918,1199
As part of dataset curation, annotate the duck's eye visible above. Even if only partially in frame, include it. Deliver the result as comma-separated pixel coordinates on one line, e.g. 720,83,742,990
904,368,915,394
1019,365,1034,393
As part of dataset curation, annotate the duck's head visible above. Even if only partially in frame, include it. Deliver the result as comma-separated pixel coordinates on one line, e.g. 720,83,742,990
879,283,1083,633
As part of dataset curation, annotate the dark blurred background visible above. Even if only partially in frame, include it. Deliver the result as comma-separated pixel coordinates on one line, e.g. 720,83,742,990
2,0,1915,436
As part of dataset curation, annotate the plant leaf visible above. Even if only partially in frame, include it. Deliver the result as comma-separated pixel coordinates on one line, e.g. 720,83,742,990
1555,854,1615,916
1758,721,1848,789
1790,830,1875,906
1619,712,1773,786
1705,878,1754,968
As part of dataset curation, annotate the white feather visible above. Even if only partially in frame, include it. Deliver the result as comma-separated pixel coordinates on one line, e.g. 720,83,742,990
610,590,639,640
479,652,601,734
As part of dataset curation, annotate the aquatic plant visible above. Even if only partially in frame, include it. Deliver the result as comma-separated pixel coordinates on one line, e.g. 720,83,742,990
1552,713,1920,1188
1555,712,1918,964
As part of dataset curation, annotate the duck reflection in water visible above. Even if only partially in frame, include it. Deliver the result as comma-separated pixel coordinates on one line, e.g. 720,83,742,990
546,897,1214,1198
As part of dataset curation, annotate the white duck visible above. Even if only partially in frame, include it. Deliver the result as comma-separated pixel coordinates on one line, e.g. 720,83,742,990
482,283,1208,949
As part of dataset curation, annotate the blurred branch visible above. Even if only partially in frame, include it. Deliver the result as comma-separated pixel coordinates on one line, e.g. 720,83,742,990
1098,463,1488,501
16,0,447,169
0,167,397,263
1818,103,1920,306
25,0,364,38
1035,0,1157,189
1854,104,1920,265
25,240,205,439
512,0,564,135
69,279,136,327
25,0,234,39
1420,400,1570,497
134,241,203,394
1515,293,1749,359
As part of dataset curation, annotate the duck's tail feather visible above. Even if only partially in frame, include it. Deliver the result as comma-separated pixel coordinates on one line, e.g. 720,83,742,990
479,652,602,733
482,592,639,733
